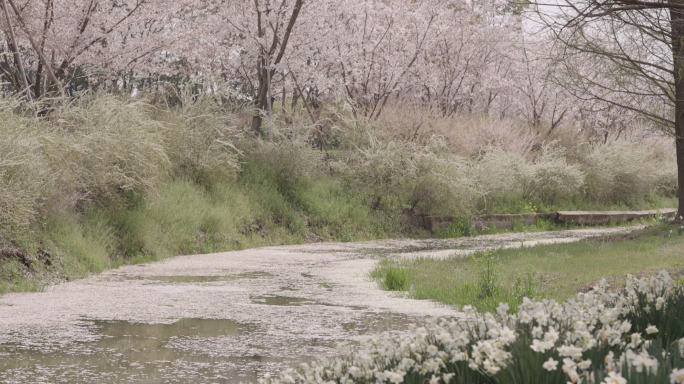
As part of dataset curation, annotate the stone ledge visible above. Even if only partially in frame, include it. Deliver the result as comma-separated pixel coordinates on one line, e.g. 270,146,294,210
421,208,678,231
552,208,678,225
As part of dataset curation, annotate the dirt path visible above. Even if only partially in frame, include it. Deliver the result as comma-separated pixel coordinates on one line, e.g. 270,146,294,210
0,226,641,383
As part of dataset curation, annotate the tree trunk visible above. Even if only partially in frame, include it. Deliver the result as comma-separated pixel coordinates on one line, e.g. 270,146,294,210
671,5,684,221
677,120,684,222
250,64,269,135
34,59,43,99
250,0,303,135
1,0,31,100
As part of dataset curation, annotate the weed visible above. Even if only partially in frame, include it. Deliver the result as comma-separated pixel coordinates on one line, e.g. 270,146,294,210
511,265,538,300
371,258,410,291
383,265,409,291
473,250,499,299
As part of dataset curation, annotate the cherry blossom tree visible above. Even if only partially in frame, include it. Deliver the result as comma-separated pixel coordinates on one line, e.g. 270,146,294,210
0,0,639,166
0,0,186,97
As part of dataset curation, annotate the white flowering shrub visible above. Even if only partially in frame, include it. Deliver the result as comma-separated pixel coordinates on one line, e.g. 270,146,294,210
410,148,475,217
522,144,585,203
471,143,584,208
579,140,674,202
470,149,530,204
262,271,684,384
336,136,476,216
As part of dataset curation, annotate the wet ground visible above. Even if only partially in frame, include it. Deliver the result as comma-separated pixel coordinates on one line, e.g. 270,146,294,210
0,226,641,383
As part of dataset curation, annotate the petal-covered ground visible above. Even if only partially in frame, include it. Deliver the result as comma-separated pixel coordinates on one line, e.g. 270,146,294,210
0,227,639,383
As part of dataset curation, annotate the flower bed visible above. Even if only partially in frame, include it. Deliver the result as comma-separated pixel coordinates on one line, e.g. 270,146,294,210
262,271,684,384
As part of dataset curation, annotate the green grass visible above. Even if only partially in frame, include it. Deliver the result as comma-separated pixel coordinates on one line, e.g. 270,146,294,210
371,224,684,313
370,259,410,291
0,258,45,294
2,154,678,295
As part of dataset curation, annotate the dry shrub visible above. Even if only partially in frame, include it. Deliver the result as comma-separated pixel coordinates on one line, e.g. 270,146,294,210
376,105,539,158
373,102,439,144
450,115,540,158
329,103,392,151
155,87,241,184
545,123,588,162
336,136,416,197
579,138,675,202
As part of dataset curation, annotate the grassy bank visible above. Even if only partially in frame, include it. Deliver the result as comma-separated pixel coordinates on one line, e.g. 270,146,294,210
0,159,425,294
371,224,684,313
0,89,680,294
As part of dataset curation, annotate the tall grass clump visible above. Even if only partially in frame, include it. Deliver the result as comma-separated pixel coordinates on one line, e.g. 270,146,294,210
0,101,45,240
49,92,170,205
153,85,242,185
371,258,410,291
262,271,684,384
0,91,172,240
376,105,539,158
0,89,249,284
240,130,324,183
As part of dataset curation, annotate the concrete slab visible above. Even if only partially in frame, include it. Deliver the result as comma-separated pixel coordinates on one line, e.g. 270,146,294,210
422,209,677,230
555,208,677,225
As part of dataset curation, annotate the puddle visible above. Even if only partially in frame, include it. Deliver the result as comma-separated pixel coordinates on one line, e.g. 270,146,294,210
122,272,273,284
0,319,274,383
278,286,298,291
250,295,311,306
93,318,252,338
233,271,273,279
0,313,422,383
146,276,236,283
